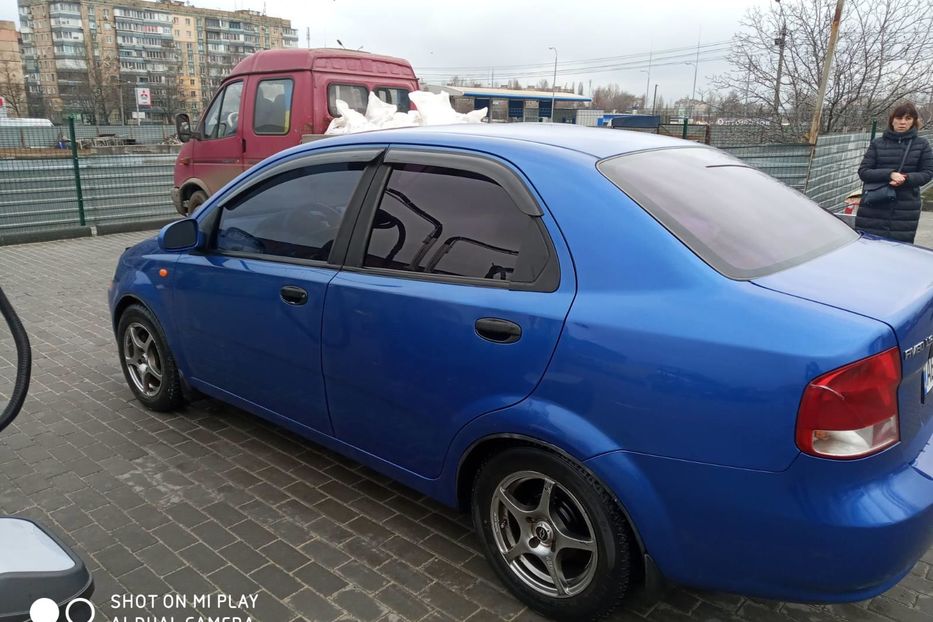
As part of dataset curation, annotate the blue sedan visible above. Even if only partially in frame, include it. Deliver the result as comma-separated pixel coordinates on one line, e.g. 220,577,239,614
109,124,933,620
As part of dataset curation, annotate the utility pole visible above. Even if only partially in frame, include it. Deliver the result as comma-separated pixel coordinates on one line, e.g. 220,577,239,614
644,50,652,110
652,83,658,114
808,0,845,145
772,0,787,127
306,26,310,48
548,46,557,121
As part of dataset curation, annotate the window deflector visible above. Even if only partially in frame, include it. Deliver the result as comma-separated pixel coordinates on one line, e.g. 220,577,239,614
214,148,384,211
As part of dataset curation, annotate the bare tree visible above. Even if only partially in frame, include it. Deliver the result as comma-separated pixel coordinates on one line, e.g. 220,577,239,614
591,84,638,112
0,59,26,117
714,0,933,140
536,79,550,91
507,78,522,90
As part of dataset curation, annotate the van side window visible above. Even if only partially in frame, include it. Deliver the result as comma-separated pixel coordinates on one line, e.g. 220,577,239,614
253,78,293,135
328,84,368,116
202,80,243,140
375,87,411,113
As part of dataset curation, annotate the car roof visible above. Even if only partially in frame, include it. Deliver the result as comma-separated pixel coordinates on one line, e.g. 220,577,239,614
312,123,697,160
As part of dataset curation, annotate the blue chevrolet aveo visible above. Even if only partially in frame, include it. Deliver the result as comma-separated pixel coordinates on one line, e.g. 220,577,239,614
109,124,933,621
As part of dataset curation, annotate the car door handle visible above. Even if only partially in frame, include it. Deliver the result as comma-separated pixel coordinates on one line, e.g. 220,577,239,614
280,285,308,305
475,317,522,344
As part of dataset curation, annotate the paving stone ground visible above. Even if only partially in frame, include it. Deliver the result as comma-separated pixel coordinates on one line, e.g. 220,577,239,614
0,214,931,622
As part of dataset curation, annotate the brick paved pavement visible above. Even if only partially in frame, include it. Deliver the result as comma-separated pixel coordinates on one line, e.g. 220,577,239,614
0,216,931,622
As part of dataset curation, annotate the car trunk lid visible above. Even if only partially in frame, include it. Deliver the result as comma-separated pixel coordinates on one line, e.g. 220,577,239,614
753,237,933,456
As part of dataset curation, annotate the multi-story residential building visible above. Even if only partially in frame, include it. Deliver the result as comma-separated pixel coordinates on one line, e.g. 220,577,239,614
0,21,26,117
17,0,298,123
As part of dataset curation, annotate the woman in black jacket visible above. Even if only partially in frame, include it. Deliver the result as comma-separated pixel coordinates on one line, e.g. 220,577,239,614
856,102,933,243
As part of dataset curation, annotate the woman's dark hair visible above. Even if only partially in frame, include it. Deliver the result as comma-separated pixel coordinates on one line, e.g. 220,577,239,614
888,102,923,130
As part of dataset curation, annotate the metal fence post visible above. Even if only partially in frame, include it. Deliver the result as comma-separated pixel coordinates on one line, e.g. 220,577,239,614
870,119,877,141
682,117,689,140
67,116,86,226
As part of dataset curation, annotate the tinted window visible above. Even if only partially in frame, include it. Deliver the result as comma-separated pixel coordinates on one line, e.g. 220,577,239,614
216,163,364,261
328,83,368,116
364,165,534,282
598,148,858,279
375,87,411,113
253,78,293,135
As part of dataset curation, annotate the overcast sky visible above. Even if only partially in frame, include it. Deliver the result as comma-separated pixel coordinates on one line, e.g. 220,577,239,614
0,0,772,102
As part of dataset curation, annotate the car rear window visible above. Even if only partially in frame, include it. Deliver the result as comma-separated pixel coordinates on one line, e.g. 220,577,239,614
597,147,858,279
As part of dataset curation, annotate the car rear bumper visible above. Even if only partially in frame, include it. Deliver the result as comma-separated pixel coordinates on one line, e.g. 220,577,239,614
586,430,933,602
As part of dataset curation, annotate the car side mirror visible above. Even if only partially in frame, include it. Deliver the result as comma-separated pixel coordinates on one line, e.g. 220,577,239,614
175,113,198,142
159,219,201,252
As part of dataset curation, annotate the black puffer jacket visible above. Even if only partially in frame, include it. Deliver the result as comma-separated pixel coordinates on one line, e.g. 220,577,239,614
855,127,933,243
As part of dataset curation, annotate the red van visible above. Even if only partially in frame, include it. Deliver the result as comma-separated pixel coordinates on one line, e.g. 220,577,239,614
172,48,419,215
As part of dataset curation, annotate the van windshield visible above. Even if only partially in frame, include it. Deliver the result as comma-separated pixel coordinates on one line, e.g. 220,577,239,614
597,147,858,280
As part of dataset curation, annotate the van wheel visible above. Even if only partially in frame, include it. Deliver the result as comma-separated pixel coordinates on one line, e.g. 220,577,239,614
186,190,207,215
472,447,632,621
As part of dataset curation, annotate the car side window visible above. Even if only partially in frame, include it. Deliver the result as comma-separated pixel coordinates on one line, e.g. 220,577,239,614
201,81,242,139
253,78,293,135
215,162,365,262
328,83,368,116
363,164,548,283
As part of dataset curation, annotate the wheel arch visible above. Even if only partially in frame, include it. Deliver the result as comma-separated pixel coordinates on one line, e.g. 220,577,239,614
456,433,649,585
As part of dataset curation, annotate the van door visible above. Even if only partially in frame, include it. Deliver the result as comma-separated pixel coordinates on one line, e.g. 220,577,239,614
191,79,246,195
243,73,300,168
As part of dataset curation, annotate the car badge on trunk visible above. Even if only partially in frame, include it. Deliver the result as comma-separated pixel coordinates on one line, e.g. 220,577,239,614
905,335,933,359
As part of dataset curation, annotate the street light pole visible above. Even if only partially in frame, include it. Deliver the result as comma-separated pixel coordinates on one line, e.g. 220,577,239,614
644,50,652,110
548,46,557,122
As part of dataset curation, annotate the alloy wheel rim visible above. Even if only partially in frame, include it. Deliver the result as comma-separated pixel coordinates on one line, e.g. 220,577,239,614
123,322,163,398
490,470,599,598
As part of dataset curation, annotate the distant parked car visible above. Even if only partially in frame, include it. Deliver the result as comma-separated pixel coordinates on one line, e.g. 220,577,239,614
829,189,861,228
110,125,933,621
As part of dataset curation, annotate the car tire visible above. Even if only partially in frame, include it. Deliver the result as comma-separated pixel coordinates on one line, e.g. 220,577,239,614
472,447,632,621
117,304,183,412
187,190,208,215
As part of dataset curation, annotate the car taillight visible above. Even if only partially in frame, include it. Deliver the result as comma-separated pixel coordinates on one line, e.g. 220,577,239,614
796,347,901,459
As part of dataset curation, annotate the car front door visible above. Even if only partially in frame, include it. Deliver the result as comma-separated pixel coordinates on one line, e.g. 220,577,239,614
172,148,383,434
322,149,575,477
191,79,246,195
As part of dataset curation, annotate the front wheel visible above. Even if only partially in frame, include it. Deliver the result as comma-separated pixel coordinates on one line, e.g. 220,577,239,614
186,190,208,215
472,447,633,621
117,304,183,412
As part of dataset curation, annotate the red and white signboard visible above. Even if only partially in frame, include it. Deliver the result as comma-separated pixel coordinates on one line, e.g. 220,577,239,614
135,88,151,107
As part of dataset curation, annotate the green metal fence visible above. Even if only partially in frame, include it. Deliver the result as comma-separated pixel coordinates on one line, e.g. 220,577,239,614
0,117,178,245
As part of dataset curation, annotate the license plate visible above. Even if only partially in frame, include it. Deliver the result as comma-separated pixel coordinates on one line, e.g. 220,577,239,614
924,350,933,400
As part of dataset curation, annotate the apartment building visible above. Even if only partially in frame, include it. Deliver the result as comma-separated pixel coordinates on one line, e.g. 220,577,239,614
0,21,26,117
17,0,298,123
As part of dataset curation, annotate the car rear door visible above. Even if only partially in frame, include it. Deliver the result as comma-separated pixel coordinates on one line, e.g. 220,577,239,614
171,148,383,434
321,148,575,478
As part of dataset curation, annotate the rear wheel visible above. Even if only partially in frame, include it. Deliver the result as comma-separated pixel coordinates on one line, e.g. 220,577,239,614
472,447,632,621
117,304,183,412
186,190,208,215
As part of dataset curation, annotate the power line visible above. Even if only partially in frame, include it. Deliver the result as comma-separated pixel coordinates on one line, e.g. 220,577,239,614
413,40,732,72
416,51,730,82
